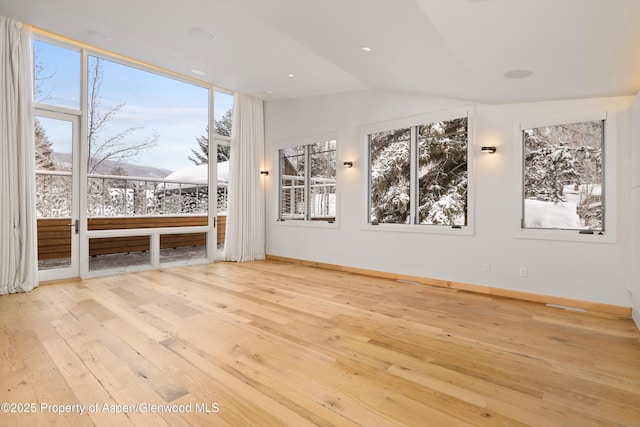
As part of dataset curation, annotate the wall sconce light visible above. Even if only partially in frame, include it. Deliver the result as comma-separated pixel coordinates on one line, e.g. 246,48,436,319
481,146,497,154
260,170,269,175
343,161,353,168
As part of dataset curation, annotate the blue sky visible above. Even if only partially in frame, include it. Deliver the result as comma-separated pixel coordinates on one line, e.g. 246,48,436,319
34,39,233,173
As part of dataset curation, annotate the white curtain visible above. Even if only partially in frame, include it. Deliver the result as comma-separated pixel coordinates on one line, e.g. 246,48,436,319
0,16,38,294
223,93,265,262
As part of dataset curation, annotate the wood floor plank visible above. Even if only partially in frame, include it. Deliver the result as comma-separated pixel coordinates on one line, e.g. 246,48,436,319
0,330,90,427
77,338,177,427
158,336,320,427
1,260,639,426
41,338,134,427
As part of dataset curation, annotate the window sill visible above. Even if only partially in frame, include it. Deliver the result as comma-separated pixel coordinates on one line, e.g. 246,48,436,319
362,223,473,236
515,229,616,244
273,220,339,229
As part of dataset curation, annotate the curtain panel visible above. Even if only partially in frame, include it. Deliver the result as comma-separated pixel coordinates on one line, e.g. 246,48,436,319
0,16,38,294
223,94,265,262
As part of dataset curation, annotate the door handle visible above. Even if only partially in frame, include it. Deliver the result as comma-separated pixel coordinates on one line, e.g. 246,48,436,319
66,219,79,234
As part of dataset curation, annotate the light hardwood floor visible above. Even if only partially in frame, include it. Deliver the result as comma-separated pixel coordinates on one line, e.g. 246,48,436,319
1,260,639,426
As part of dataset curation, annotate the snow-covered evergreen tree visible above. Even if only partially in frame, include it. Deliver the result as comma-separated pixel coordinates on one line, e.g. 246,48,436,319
34,118,55,170
369,128,412,223
310,140,336,178
188,131,210,165
417,117,467,225
524,130,578,203
188,109,233,165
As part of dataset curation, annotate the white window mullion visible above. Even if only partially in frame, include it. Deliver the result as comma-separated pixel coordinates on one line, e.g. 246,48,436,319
79,47,89,277
304,145,311,220
600,119,607,231
207,87,216,262
410,126,418,225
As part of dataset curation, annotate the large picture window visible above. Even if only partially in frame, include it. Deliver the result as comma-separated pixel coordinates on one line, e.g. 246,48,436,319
522,120,604,231
85,55,211,218
367,114,469,227
32,32,233,277
279,139,337,222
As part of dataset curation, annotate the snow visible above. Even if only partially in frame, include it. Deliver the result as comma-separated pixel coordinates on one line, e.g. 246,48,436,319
163,161,229,184
524,184,602,229
524,199,580,229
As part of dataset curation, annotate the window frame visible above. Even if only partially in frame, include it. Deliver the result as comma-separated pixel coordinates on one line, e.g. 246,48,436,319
362,106,475,236
514,106,617,243
275,134,339,227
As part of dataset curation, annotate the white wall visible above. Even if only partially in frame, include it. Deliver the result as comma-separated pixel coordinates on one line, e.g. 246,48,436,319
264,90,635,308
630,93,640,326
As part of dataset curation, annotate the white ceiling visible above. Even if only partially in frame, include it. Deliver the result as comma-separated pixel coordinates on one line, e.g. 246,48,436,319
1,0,639,103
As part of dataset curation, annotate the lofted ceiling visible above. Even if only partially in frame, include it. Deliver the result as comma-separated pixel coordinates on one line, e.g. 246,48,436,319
1,0,639,103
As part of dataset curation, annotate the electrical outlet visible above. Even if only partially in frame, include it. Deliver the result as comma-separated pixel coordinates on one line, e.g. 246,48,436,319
520,267,528,277
482,263,491,273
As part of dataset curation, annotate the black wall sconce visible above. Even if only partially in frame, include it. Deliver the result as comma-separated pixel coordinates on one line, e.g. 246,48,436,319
343,161,353,168
481,146,497,154
260,170,269,175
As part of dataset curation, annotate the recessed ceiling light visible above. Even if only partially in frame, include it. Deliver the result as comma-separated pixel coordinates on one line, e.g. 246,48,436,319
287,73,295,78
361,46,372,52
189,27,216,40
86,29,111,41
504,69,533,79
190,69,207,76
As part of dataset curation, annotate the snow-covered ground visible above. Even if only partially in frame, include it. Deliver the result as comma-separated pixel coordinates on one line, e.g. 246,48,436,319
524,184,601,229
524,199,580,229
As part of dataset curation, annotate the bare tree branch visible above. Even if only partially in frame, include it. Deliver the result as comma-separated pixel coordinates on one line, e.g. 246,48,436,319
87,57,159,174
34,57,56,103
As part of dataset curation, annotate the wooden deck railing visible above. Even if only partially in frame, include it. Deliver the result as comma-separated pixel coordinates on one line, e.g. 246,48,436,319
37,215,225,260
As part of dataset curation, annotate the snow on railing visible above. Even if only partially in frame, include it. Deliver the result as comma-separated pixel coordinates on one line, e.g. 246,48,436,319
36,170,228,218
